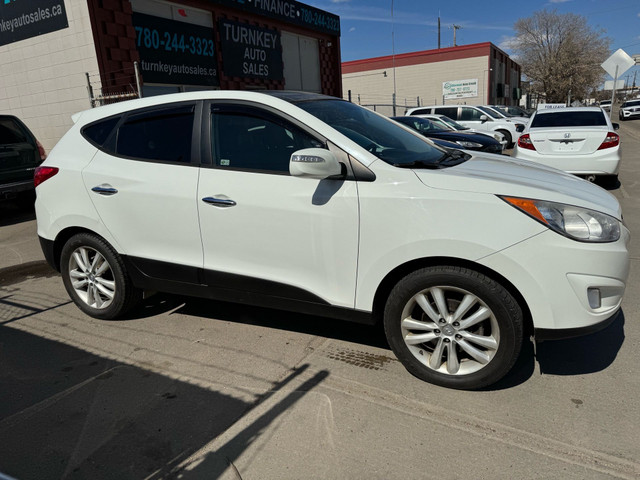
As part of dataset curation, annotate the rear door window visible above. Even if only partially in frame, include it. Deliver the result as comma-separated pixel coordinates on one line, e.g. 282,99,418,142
115,105,195,163
433,107,459,120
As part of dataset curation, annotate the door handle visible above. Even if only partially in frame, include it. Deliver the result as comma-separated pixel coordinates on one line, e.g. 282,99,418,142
91,185,118,196
202,196,236,207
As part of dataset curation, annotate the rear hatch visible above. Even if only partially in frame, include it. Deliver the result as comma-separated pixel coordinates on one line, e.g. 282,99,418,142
0,116,39,184
529,127,607,155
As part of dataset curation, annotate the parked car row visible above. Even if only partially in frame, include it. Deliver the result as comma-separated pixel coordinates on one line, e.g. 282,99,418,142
34,91,630,391
405,105,526,147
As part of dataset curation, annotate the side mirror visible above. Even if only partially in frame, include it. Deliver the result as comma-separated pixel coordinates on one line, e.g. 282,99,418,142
479,115,488,123
612,122,620,131
290,148,343,179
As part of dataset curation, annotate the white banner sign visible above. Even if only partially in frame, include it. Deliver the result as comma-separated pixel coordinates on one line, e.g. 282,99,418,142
604,80,625,90
443,78,478,99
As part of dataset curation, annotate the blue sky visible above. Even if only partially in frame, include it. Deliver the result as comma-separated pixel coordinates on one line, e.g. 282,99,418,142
305,0,640,84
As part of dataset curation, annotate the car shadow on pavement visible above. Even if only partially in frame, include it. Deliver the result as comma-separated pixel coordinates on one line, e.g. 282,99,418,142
535,310,625,376
137,293,390,350
0,324,327,480
138,294,539,390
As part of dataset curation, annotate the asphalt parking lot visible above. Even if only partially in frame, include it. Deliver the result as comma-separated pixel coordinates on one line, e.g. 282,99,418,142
1,115,639,479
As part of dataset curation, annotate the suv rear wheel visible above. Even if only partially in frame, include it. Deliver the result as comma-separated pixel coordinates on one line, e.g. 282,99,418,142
383,266,523,390
60,233,141,319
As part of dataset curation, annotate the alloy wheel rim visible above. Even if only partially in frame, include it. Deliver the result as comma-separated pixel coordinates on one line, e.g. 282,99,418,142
68,246,115,309
400,286,500,376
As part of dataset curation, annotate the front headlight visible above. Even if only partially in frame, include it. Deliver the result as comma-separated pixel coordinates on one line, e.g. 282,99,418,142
455,140,483,148
500,196,620,243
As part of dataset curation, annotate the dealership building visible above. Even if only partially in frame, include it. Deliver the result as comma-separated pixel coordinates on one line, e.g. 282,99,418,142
0,0,342,151
342,42,521,116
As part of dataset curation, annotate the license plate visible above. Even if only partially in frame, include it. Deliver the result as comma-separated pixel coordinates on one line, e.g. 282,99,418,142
556,142,576,152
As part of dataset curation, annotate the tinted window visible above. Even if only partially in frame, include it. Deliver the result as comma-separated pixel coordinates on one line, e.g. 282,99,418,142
116,105,194,162
83,117,119,147
459,107,484,121
296,99,446,167
211,106,322,173
622,100,640,108
433,107,459,120
410,108,431,115
531,111,607,128
0,117,29,144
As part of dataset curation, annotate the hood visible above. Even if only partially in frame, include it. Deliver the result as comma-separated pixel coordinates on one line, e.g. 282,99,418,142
413,153,622,219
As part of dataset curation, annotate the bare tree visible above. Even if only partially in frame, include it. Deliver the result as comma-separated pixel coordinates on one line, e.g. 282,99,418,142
512,9,611,103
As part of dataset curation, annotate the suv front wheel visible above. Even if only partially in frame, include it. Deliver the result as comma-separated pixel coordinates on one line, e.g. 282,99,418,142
60,233,141,320
383,266,523,390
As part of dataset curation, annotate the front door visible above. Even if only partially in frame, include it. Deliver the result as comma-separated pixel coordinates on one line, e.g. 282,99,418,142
197,103,359,307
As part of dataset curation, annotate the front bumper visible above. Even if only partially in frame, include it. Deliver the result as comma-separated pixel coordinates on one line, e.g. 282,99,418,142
620,109,640,120
480,226,630,339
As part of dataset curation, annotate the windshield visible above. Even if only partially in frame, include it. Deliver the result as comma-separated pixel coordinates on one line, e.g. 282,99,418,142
296,99,448,167
438,116,469,131
531,111,607,128
477,106,504,118
428,117,454,130
394,117,448,133
493,106,516,117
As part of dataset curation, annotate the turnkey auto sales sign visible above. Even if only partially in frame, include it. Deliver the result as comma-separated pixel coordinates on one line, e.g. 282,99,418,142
0,0,68,47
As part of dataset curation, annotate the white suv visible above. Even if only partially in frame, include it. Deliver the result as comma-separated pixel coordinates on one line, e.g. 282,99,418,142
406,105,525,147
35,91,630,390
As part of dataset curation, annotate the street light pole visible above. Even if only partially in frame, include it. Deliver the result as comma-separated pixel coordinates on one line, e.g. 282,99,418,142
391,0,397,116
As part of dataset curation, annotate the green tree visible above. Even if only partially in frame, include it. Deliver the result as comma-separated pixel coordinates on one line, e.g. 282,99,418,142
512,9,611,103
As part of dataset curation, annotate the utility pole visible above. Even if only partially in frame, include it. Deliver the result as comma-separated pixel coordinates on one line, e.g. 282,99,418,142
452,24,462,47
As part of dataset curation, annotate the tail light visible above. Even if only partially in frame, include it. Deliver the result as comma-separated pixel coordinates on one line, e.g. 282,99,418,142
36,140,47,161
34,166,59,188
517,133,536,151
597,132,619,150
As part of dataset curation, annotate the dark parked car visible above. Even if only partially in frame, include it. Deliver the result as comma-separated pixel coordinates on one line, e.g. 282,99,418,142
0,115,46,200
392,116,504,154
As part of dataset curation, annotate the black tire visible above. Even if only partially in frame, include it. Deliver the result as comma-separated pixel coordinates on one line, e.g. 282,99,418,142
496,129,512,148
60,233,141,320
598,174,619,190
383,266,523,390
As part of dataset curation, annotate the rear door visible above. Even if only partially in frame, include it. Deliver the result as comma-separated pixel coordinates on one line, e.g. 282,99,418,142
81,102,203,274
0,116,39,186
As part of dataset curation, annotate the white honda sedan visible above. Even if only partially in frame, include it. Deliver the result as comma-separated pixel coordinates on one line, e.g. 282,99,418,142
513,107,621,186
35,91,629,390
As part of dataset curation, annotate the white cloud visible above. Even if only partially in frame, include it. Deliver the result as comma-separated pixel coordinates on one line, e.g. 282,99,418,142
330,0,351,3
497,35,519,52
349,27,356,32
549,0,572,3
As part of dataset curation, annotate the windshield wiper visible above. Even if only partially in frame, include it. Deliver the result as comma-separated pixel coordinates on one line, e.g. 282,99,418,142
437,149,471,165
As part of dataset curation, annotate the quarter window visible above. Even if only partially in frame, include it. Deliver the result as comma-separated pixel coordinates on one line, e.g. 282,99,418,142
211,106,322,173
116,105,194,162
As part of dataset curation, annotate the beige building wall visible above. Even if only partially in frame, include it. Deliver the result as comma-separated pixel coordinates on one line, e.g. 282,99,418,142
343,56,489,116
0,1,99,152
